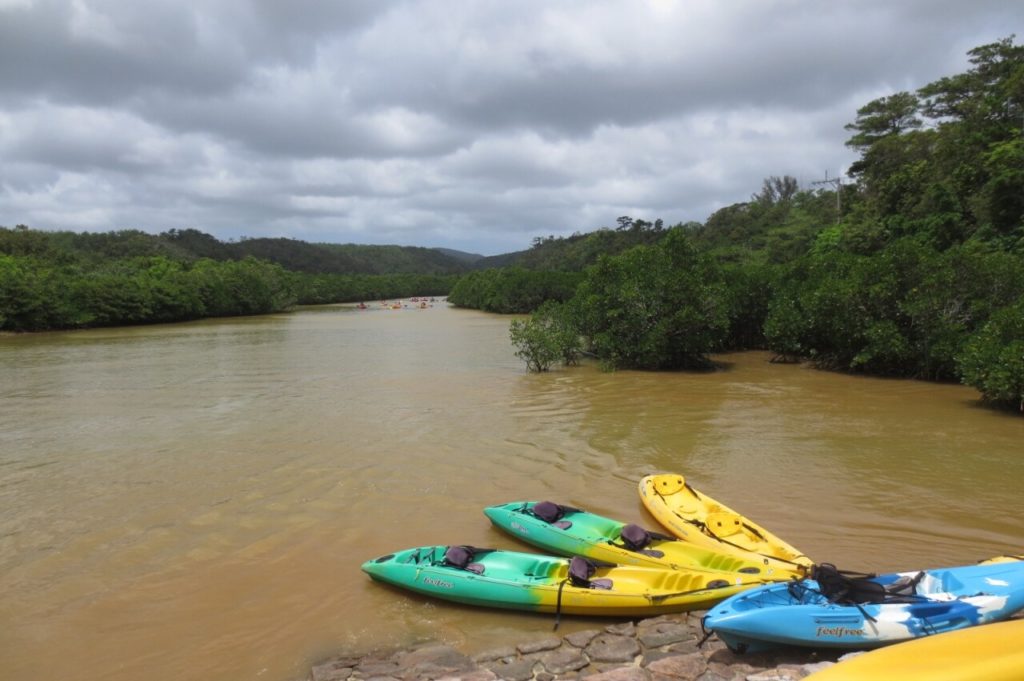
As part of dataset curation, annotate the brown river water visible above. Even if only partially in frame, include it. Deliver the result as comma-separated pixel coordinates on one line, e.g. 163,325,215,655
2,301,1022,681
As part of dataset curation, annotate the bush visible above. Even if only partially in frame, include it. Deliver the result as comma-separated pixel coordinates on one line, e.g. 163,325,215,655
958,296,1024,411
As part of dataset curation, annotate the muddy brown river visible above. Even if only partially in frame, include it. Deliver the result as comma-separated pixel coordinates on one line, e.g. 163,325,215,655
2,301,1021,681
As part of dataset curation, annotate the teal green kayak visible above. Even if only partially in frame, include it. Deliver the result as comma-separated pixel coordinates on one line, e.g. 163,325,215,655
362,545,763,616
484,501,806,581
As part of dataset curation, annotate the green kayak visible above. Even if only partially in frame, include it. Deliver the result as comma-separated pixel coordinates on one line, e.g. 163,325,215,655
484,501,807,581
362,545,762,616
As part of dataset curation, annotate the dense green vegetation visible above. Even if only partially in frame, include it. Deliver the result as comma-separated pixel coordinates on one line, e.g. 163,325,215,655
0,226,456,331
447,268,583,313
497,38,1024,412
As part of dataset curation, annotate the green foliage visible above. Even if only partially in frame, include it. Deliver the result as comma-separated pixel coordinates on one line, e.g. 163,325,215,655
690,187,841,265
843,37,1024,251
0,253,302,331
509,317,559,372
0,226,460,331
508,301,580,372
448,268,582,313
762,240,1024,379
292,271,454,305
958,296,1024,411
474,218,671,272
572,229,729,370
844,92,922,150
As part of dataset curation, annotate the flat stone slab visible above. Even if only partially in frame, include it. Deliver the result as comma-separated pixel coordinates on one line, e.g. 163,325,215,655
586,633,641,663
645,652,707,679
638,622,694,649
518,637,563,654
541,647,590,674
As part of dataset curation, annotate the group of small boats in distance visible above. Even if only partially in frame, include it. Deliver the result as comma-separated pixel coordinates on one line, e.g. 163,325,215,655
362,473,1024,678
354,297,438,310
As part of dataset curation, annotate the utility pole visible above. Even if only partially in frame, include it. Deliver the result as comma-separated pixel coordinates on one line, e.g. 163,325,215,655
812,170,842,223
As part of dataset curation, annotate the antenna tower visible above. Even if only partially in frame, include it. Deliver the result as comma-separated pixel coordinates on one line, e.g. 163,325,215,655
812,170,842,223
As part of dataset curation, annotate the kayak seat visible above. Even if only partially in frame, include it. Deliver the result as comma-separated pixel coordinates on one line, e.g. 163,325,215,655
530,501,574,530
568,556,613,590
651,475,700,511
611,524,670,558
652,475,687,496
704,511,745,539
443,546,486,575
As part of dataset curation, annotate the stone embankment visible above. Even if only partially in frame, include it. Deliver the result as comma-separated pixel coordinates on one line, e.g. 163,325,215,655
307,612,842,681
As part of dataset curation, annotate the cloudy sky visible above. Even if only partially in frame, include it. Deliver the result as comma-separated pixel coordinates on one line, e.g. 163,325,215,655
1,1,1020,255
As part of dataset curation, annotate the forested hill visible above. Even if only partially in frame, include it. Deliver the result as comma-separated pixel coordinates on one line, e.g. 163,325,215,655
0,227,471,276
473,217,677,271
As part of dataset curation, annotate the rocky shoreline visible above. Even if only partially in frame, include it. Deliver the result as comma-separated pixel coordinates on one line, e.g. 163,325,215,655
306,611,844,681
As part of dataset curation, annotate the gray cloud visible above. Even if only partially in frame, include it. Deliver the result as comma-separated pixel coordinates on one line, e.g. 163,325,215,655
1,0,1021,255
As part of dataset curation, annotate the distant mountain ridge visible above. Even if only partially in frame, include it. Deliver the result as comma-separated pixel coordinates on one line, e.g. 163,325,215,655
2,223,676,276
432,247,484,264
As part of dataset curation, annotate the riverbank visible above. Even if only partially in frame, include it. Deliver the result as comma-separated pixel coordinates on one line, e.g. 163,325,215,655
305,611,841,681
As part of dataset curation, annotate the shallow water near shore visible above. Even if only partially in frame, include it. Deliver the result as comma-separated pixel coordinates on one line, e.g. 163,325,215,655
2,302,1022,681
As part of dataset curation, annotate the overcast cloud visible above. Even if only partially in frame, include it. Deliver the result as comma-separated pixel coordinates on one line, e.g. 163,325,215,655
1,0,1020,255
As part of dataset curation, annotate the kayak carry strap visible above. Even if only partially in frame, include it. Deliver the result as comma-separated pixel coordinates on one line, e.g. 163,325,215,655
697,615,715,648
553,556,614,631
554,579,567,631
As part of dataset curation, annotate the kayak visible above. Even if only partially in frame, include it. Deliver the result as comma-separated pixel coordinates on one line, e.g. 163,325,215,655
484,501,807,581
803,618,1024,681
638,473,812,568
703,561,1024,653
362,545,764,617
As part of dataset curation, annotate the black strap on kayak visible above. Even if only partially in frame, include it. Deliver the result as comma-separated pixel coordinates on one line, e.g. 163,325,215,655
670,511,811,573
741,522,767,542
796,565,933,619
553,579,568,631
697,615,715,648
652,482,811,573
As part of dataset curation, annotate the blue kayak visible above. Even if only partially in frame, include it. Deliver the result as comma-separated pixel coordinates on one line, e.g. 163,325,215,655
703,561,1024,653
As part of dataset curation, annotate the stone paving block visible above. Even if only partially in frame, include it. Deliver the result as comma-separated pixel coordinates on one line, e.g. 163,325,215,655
517,637,563,654
646,652,707,679
638,622,695,649
586,633,642,663
565,629,602,648
605,622,638,637
583,665,649,681
483,657,536,681
541,646,590,674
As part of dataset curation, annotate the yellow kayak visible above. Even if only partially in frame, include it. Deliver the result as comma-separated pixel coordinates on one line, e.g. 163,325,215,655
639,473,812,568
980,554,1024,564
804,619,1024,681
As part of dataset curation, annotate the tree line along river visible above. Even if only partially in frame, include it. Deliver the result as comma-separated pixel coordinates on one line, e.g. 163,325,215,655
1,301,1022,681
